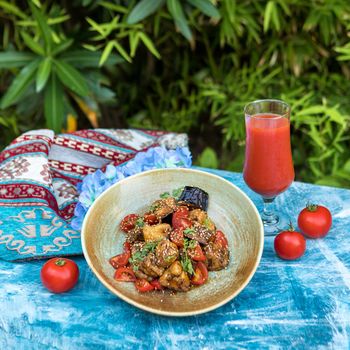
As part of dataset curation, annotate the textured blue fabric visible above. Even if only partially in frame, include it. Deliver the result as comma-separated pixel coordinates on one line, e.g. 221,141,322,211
0,168,349,349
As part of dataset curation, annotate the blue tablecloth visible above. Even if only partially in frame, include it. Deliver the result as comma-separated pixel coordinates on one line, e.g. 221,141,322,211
1,168,349,349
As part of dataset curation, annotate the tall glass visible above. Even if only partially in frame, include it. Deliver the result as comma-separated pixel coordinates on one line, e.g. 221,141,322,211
243,99,294,235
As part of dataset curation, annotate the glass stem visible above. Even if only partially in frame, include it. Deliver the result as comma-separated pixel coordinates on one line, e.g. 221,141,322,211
262,197,279,226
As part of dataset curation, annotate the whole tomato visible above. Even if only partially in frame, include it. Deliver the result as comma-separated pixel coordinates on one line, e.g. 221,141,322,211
298,204,332,238
41,258,79,293
274,227,306,260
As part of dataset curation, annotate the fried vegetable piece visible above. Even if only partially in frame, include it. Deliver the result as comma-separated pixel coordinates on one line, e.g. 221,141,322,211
204,242,230,271
151,197,177,218
155,239,179,268
143,223,171,242
183,221,216,245
139,253,165,278
159,261,191,292
189,209,216,231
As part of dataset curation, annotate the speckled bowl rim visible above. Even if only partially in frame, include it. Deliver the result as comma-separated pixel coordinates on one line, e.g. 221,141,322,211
81,168,264,317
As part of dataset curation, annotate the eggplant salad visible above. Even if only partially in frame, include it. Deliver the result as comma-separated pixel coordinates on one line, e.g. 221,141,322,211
109,186,230,293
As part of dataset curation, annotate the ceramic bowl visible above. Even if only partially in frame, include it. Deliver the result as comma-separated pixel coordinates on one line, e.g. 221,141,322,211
81,168,264,316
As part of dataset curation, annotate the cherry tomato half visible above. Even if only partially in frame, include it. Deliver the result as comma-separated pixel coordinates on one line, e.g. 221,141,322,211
169,228,184,247
120,214,139,232
274,229,306,260
109,251,131,269
135,278,154,292
298,204,332,239
41,258,79,294
188,243,206,262
191,262,208,285
214,230,228,248
173,216,192,230
150,279,163,290
114,267,136,282
175,206,189,215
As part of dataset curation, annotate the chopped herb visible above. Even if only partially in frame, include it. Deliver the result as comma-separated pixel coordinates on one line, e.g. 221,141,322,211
135,217,145,227
180,238,196,275
181,252,194,275
184,227,195,235
204,218,211,229
150,202,160,212
172,187,184,200
160,191,171,199
129,241,160,269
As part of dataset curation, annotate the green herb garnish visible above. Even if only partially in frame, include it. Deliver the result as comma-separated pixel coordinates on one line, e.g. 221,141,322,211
172,187,184,200
150,202,160,212
160,191,171,199
180,252,195,275
183,227,195,235
203,217,211,229
135,217,145,227
129,241,159,269
180,238,196,275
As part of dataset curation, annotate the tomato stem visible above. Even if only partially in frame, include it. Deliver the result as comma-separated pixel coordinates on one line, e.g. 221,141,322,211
306,202,318,212
55,259,66,267
288,221,295,232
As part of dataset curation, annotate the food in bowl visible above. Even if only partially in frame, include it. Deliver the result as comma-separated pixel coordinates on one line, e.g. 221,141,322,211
109,186,230,293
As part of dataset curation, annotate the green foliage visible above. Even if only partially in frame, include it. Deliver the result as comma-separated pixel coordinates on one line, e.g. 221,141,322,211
0,0,349,189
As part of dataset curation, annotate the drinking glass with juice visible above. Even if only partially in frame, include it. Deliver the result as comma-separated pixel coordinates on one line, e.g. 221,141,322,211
243,100,294,234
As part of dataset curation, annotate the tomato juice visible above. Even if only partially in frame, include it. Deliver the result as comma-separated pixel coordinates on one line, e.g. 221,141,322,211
243,113,294,198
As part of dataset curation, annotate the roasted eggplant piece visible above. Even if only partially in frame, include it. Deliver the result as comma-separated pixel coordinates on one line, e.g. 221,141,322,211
178,186,208,211
204,242,230,271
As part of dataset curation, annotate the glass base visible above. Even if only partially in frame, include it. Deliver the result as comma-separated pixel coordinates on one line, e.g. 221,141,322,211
262,213,288,236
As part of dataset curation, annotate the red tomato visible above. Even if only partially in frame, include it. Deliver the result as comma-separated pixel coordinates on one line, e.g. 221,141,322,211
123,241,131,254
215,230,228,248
175,206,189,215
144,213,159,225
188,244,206,262
135,279,154,292
173,216,192,230
298,204,332,238
114,267,136,282
109,251,131,269
120,214,139,232
169,228,184,247
41,258,79,293
274,229,306,260
150,279,163,290
191,262,208,285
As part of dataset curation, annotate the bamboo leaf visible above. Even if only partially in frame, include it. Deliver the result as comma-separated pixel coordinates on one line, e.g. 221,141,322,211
113,41,132,63
0,51,37,68
167,0,193,42
99,2,128,13
127,0,165,24
53,59,89,96
99,40,115,66
1,59,40,109
20,31,45,56
130,32,140,57
36,57,52,92
0,1,27,19
264,1,275,32
51,38,74,56
138,32,161,59
44,72,64,132
29,2,52,52
60,50,123,67
187,0,220,19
